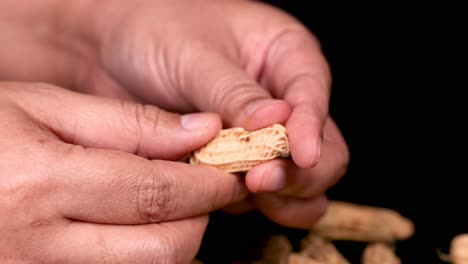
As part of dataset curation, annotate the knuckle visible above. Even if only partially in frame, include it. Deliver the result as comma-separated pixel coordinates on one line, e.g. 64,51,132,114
135,103,162,135
120,101,161,153
136,164,176,223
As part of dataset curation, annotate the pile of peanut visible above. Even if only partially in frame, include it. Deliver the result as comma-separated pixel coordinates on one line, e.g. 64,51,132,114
189,124,465,264
252,200,414,264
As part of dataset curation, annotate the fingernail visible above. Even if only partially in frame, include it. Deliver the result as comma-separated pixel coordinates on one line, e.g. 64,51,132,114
258,166,286,192
181,113,214,130
244,99,271,116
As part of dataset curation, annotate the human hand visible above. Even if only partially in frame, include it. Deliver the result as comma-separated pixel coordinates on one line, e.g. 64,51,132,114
0,0,349,229
74,0,349,228
0,83,247,263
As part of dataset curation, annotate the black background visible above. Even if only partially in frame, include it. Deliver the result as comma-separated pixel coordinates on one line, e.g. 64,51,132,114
198,2,465,263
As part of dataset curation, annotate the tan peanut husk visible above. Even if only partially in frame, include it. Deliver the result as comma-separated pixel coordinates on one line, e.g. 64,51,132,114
253,235,293,264
189,124,290,173
310,201,415,242
300,235,350,264
361,242,401,264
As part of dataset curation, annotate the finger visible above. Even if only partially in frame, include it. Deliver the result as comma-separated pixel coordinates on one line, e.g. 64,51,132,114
8,83,221,160
262,27,332,168
183,53,292,129
221,196,256,215
254,194,328,229
53,146,247,224
245,118,349,197
49,216,208,263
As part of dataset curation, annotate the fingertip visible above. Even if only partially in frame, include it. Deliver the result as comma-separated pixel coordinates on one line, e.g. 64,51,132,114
241,99,291,130
245,161,286,193
147,112,222,160
181,112,222,132
290,136,322,169
179,112,222,146
286,107,323,168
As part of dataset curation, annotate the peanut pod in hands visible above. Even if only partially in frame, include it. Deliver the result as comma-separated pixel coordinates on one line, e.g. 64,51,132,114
189,124,290,173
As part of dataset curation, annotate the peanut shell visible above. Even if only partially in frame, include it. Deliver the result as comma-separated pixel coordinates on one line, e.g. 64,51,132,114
189,124,290,173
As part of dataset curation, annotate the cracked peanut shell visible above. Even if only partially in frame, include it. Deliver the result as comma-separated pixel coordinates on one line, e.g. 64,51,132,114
189,124,290,173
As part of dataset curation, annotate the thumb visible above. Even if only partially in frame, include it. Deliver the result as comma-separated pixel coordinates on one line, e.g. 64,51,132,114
12,83,221,160
183,54,291,129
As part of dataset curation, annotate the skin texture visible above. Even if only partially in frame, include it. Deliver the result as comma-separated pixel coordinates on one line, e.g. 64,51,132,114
0,0,349,262
0,83,247,263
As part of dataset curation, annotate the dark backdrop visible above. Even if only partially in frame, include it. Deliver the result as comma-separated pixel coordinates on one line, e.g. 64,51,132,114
197,2,464,263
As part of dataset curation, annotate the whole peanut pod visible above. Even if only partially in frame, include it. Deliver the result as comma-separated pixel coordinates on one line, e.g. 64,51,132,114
252,235,293,264
189,124,290,173
300,235,350,264
361,242,401,264
310,201,415,242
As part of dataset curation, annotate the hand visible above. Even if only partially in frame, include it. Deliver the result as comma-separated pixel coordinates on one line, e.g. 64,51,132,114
0,83,247,263
231,117,349,228
84,0,349,228
0,0,349,229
